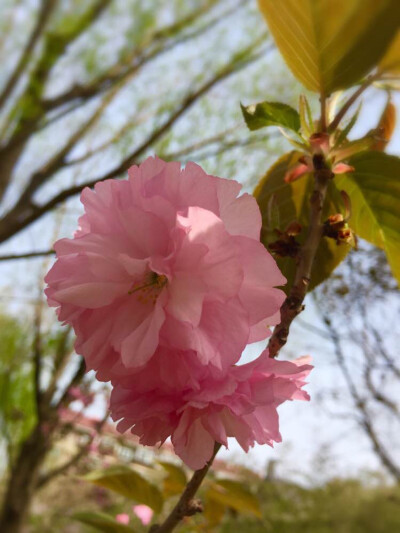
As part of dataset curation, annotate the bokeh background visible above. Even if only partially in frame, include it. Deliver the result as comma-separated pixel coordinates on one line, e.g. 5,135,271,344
0,1,399,531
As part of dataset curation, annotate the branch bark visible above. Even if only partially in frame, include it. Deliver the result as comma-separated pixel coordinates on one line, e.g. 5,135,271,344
0,42,264,244
268,153,333,357
150,443,221,533
0,0,56,111
317,305,400,481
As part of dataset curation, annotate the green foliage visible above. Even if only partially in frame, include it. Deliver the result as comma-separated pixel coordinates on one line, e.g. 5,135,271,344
254,152,349,293
0,313,36,461
219,478,400,533
379,30,400,74
336,151,400,285
158,460,187,497
82,465,164,513
257,0,400,93
241,101,300,133
73,511,137,533
205,478,262,519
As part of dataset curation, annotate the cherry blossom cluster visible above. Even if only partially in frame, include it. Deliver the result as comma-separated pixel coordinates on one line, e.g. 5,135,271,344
45,157,312,469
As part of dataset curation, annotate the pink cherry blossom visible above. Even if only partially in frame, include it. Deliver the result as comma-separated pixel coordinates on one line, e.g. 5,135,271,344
111,348,312,470
45,157,285,381
115,513,130,525
133,504,153,525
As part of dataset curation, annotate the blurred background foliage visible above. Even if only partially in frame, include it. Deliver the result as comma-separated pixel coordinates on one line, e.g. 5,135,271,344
0,0,399,531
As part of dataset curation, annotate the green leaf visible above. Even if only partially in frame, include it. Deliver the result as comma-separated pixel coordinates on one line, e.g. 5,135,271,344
241,101,300,132
254,152,349,293
379,30,400,74
257,0,400,93
158,461,187,496
335,151,400,284
82,466,163,513
205,479,262,518
73,512,137,533
204,496,227,526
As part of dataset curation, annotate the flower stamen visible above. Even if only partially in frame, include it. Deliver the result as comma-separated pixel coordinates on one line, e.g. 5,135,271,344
128,272,168,303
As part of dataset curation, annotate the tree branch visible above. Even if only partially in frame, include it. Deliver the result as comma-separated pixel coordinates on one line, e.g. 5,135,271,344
315,299,400,481
33,305,43,418
268,153,333,358
151,443,221,533
0,250,55,261
41,0,244,112
36,411,109,489
0,41,265,244
0,0,56,111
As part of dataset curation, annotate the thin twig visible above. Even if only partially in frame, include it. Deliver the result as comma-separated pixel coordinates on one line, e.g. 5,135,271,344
36,411,109,489
268,153,333,357
316,301,400,481
0,250,55,261
0,42,265,244
151,443,221,533
33,305,43,417
0,0,56,110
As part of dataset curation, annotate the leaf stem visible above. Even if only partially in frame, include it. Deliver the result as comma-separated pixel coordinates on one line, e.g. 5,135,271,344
150,443,221,533
268,154,333,358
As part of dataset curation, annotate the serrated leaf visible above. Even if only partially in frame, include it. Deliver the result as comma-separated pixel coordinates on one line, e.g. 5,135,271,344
158,461,187,496
241,101,300,132
335,151,400,284
73,512,137,533
205,479,262,518
254,152,349,293
82,466,163,513
257,0,400,93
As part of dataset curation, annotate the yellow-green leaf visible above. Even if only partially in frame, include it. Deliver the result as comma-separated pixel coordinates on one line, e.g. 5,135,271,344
241,101,300,132
379,30,400,74
158,461,187,496
73,512,137,533
254,152,349,293
82,466,163,513
204,495,227,526
257,0,400,93
335,151,400,284
205,479,262,518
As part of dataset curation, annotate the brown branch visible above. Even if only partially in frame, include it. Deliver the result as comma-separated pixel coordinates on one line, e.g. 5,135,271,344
364,363,400,418
55,357,86,409
0,0,56,110
36,411,109,489
0,0,113,201
43,327,73,406
41,0,243,112
32,305,43,418
151,443,221,533
0,250,55,261
0,42,265,244
268,153,333,358
316,300,400,481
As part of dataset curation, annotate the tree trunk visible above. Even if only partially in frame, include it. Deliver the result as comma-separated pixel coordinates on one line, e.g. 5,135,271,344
0,424,50,533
